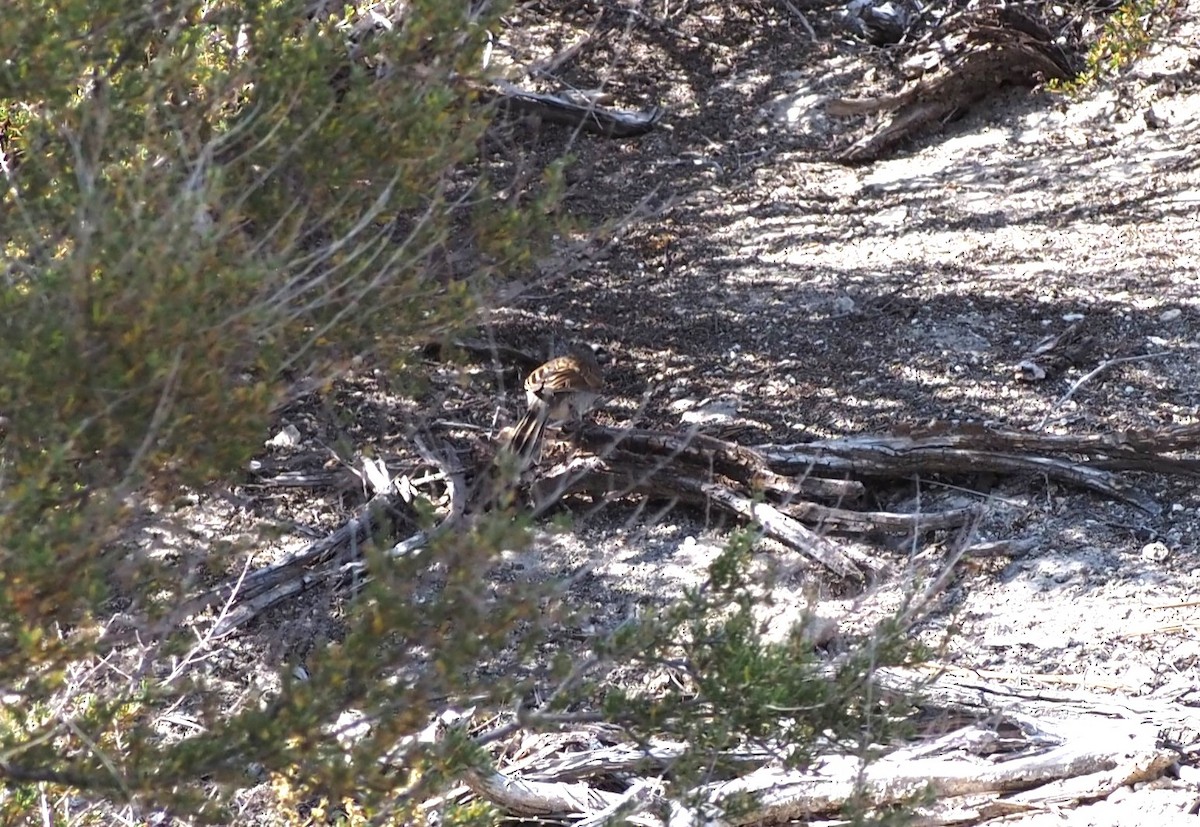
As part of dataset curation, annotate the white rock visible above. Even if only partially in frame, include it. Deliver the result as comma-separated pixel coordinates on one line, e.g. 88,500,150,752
682,400,738,425
867,205,909,228
267,424,302,448
1141,541,1170,563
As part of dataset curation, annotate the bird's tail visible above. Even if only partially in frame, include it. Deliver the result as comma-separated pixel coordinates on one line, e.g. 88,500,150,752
504,404,549,476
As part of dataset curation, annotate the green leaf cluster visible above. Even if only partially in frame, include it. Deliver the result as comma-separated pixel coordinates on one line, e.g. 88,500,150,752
1052,0,1178,92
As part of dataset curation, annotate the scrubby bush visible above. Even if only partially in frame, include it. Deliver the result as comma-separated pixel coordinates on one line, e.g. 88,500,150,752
0,0,565,817
0,1,915,822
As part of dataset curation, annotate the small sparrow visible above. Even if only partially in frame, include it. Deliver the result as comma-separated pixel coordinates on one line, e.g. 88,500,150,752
506,347,605,472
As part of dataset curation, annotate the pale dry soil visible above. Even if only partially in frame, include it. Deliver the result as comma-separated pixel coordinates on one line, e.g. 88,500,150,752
151,1,1200,823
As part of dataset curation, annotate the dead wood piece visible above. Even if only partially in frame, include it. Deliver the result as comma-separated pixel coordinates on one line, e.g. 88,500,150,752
531,452,875,578
199,409,1195,635
527,455,613,512
1092,455,1200,474
838,99,961,164
828,8,1074,163
487,80,665,138
763,432,1163,514
448,337,546,372
451,666,1191,826
871,666,1200,733
530,459,870,580
804,422,1200,461
522,739,768,782
462,767,631,818
687,480,867,582
676,717,1171,825
250,468,349,489
522,419,1195,556
579,425,770,477
751,461,865,503
778,0,817,41
961,537,1040,558
520,722,1170,827
534,451,975,538
210,578,310,638
467,710,1178,826
784,499,983,533
825,89,918,116
337,6,662,140
942,452,1154,513
94,485,411,651
523,34,594,80
181,439,464,638
206,491,410,637
578,425,862,502
911,792,1037,824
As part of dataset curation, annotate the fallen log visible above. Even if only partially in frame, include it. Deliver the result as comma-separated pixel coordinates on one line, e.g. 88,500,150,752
167,417,1197,634
438,668,1193,826
827,5,1077,162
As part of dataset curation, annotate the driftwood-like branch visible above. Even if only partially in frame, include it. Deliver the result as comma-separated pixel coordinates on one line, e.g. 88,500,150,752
333,2,664,141
687,480,867,581
827,6,1076,162
510,417,1197,578
536,457,978,549
175,418,1195,635
762,425,1200,514
799,421,1200,457
208,489,412,636
531,452,932,579
93,487,404,651
462,767,631,818
575,420,1181,513
572,426,864,502
777,442,1158,513
485,80,665,138
175,440,466,637
455,669,1188,827
675,723,1171,826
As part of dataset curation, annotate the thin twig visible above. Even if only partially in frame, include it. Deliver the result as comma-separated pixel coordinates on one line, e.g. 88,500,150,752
1037,351,1172,431
165,555,254,680
779,0,817,41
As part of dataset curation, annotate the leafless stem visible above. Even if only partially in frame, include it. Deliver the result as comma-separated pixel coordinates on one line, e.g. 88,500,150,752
1037,351,1172,431
779,0,817,41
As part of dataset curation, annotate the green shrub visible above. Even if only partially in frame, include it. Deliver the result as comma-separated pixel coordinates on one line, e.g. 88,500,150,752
0,2,918,822
1054,0,1178,91
0,0,565,818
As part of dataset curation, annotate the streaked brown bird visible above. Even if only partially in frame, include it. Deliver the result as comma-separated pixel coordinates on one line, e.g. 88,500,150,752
506,347,605,473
